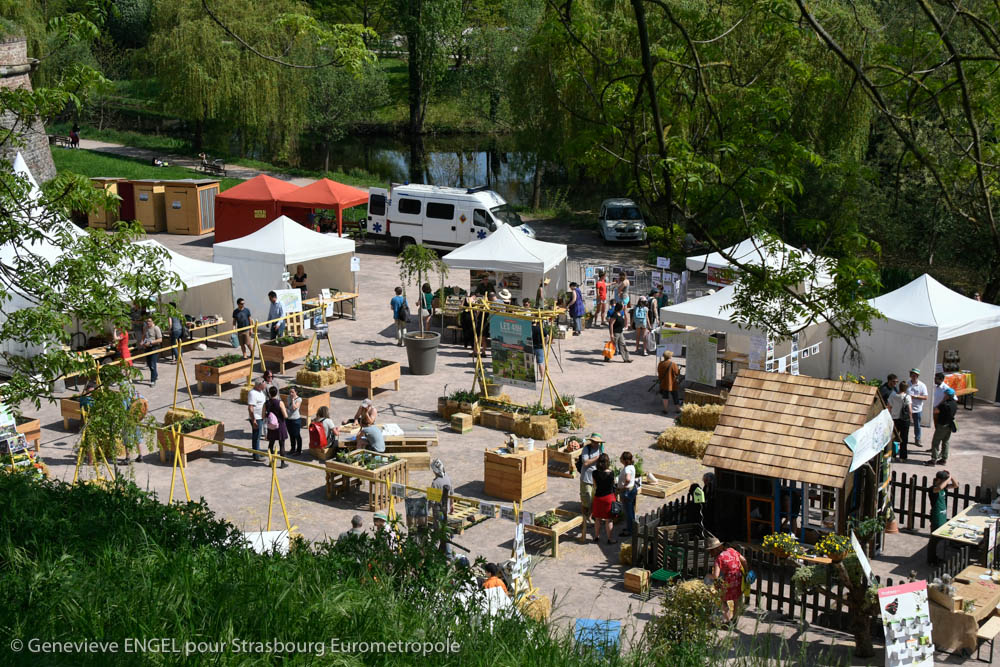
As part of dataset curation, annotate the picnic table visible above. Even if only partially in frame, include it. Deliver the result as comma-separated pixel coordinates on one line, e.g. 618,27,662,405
303,292,359,321
929,564,1000,655
324,452,408,512
956,386,978,410
932,503,1000,547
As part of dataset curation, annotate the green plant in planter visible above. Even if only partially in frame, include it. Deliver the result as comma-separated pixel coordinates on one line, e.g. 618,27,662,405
203,353,244,368
351,359,393,372
396,243,449,338
269,335,306,347
175,416,220,434
305,354,336,372
281,385,326,399
553,411,573,429
848,515,885,541
449,389,479,404
534,513,560,528
77,379,156,462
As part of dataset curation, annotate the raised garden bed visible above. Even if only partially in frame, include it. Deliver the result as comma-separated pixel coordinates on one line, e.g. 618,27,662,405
547,438,583,478
16,415,41,451
324,449,408,511
278,385,331,419
260,335,313,374
194,354,252,396
157,416,224,464
344,359,400,399
524,509,584,559
484,447,547,502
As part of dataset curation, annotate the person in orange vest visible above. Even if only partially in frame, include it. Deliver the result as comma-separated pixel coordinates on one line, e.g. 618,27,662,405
657,350,681,414
482,562,509,596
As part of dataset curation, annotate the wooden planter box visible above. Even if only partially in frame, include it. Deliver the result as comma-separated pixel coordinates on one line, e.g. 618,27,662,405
484,447,548,502
260,336,313,373
547,442,583,478
60,398,83,430
279,386,331,420
524,508,583,559
344,360,401,399
195,357,252,396
16,417,41,451
325,452,408,511
157,421,224,464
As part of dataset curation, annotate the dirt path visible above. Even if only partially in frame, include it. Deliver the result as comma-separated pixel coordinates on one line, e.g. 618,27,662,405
77,139,320,186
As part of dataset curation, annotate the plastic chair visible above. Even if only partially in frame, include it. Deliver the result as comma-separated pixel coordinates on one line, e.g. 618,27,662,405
651,543,687,584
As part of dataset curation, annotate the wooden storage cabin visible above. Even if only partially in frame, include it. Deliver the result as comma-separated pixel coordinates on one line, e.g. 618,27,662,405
703,370,887,546
131,179,166,233
163,179,219,235
88,178,135,229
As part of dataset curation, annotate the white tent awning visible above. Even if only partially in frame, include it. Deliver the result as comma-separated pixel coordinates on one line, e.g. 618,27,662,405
135,240,232,289
869,273,1000,340
442,222,566,273
212,215,355,264
685,236,833,285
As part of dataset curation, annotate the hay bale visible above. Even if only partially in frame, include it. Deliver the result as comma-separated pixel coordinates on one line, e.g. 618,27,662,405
165,407,203,425
570,410,587,430
684,388,728,406
654,426,713,459
514,415,533,438
530,418,558,441
619,542,633,566
678,403,724,431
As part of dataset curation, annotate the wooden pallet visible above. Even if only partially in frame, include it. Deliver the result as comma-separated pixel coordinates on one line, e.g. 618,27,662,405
447,501,488,534
639,474,693,499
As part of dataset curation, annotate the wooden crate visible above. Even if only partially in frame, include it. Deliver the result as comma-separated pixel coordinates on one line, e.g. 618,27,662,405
451,412,473,433
60,398,83,430
625,567,650,594
640,474,693,499
195,357,253,396
344,360,401,399
157,421,224,464
483,447,548,502
15,417,40,452
524,508,583,559
325,453,408,511
260,336,313,374
480,410,502,429
547,443,582,478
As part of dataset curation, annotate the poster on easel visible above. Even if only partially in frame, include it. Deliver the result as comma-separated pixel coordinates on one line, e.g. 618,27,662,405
878,580,934,667
489,314,536,389
685,331,718,386
749,334,767,371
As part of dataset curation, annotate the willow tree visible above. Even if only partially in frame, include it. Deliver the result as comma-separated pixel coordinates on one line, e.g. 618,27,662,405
149,0,371,160
530,0,883,353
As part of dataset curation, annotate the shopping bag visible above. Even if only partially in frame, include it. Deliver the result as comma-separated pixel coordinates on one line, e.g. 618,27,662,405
230,333,239,348
644,331,656,351
603,341,615,360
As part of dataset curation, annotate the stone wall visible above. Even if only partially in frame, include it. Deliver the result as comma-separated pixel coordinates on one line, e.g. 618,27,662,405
0,36,57,183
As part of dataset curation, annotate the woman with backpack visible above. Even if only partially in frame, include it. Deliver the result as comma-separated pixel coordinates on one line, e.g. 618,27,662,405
263,386,289,468
285,387,303,456
310,406,339,454
634,296,650,356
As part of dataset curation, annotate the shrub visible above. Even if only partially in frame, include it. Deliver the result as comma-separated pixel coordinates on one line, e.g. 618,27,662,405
644,579,719,663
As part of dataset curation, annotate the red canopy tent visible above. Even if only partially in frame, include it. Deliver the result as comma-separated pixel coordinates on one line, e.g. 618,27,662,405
214,174,300,243
277,178,369,237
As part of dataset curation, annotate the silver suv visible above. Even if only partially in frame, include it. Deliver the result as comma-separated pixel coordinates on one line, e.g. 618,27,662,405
598,198,647,243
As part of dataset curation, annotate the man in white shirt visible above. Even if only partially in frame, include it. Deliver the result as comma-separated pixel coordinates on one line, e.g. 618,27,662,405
907,368,929,447
933,371,956,409
247,378,267,462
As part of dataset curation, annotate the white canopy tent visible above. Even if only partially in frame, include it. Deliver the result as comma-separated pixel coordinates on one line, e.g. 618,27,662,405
442,223,568,302
212,215,356,319
659,284,832,379
686,236,833,287
831,274,1000,413
135,240,234,321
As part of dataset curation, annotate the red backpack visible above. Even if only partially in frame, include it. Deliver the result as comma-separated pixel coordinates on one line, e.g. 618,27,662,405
308,420,327,449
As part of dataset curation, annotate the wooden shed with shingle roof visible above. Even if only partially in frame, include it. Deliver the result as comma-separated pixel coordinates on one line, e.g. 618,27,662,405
703,369,887,544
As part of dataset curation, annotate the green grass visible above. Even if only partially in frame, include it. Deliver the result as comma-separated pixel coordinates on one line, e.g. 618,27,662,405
50,149,245,191
49,123,190,154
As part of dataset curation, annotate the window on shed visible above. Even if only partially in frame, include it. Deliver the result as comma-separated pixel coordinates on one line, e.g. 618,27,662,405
426,202,455,220
398,198,421,215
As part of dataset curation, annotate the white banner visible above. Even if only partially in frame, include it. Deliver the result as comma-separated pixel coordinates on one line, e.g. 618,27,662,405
685,331,718,386
846,409,894,472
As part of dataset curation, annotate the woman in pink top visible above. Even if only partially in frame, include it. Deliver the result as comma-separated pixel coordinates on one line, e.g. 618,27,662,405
114,325,133,367
707,537,747,621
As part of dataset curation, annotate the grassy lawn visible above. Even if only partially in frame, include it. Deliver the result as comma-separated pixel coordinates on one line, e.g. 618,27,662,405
51,148,245,191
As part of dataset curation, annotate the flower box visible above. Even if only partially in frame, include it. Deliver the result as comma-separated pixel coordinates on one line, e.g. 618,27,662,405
260,335,313,374
157,418,224,464
279,385,331,419
194,355,252,396
344,359,400,399
16,416,41,451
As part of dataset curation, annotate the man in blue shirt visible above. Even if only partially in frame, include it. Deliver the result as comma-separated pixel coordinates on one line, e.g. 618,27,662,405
267,291,285,339
390,286,408,346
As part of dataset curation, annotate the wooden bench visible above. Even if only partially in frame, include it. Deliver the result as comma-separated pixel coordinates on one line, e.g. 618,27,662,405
198,160,227,177
49,135,73,148
956,386,978,411
976,615,1000,661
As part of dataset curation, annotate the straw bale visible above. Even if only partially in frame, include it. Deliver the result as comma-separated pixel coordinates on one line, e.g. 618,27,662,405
654,427,713,459
678,404,723,431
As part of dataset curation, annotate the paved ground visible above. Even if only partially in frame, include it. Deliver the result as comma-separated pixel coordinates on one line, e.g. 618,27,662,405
20,202,1000,663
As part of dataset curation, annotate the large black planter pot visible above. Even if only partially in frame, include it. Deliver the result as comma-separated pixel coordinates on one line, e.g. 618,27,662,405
404,331,441,375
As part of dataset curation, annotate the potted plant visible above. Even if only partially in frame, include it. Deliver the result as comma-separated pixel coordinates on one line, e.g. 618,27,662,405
762,532,801,559
396,243,448,375
260,334,313,373
814,533,851,562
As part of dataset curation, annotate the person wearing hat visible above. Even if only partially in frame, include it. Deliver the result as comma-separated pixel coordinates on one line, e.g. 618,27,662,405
907,369,929,447
567,282,585,335
657,350,682,413
498,288,512,304
372,511,397,549
338,515,365,540
578,434,604,543
343,398,378,428
535,277,550,308
706,537,747,622
634,295,650,356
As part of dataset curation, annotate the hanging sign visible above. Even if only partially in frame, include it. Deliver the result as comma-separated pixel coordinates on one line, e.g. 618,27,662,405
851,531,874,583
350,257,361,272
489,314,536,389
425,486,443,503
846,409,894,472
656,256,670,269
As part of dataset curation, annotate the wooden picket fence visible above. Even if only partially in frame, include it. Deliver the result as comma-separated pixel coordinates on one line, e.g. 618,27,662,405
888,471,992,532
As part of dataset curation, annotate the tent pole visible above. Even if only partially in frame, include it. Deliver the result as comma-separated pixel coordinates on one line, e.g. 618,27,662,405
337,206,342,238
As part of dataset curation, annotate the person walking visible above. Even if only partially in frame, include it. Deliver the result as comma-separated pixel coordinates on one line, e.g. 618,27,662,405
420,282,434,330
267,291,285,340
878,374,897,406
529,304,546,378
929,389,958,465
615,272,631,328
568,282,585,335
928,470,959,565
658,350,681,413
390,286,408,346
594,271,608,327
285,386,303,456
607,302,631,363
907,368,928,447
707,538,747,622
618,451,637,538
578,434,604,544
247,379,266,462
888,381,913,461
232,298,255,358
634,296,650,355
137,317,162,387
263,386,289,468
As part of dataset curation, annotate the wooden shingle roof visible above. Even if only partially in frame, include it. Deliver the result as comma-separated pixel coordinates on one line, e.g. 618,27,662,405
702,370,880,488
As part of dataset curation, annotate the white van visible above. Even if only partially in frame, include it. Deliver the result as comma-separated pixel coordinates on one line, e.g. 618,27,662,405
366,184,536,250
